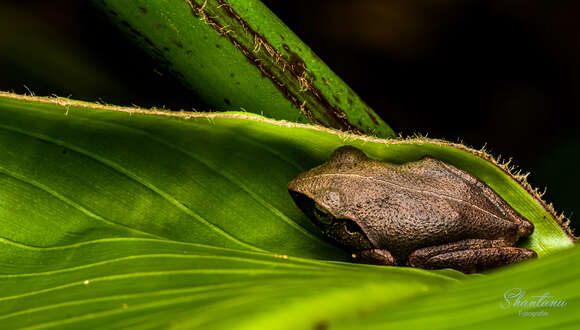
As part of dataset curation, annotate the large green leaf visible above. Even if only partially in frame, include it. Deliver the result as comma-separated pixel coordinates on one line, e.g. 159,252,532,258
92,0,395,137
0,92,575,329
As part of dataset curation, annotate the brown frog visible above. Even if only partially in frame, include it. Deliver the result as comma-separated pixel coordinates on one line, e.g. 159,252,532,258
288,146,537,273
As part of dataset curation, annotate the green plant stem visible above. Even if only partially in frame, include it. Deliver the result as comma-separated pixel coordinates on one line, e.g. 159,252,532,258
92,0,395,137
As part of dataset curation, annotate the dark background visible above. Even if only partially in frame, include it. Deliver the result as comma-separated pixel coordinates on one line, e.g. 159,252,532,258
0,1,578,229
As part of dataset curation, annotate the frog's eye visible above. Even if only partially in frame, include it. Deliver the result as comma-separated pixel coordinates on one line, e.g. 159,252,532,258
344,220,362,235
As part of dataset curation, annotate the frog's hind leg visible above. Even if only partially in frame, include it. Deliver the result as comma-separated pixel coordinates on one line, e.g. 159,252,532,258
408,239,536,273
355,249,398,266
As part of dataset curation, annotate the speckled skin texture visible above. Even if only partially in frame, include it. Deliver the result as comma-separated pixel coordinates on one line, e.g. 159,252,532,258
288,146,537,273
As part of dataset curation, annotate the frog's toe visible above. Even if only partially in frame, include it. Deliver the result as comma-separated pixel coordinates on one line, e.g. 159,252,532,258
517,219,534,238
355,249,398,266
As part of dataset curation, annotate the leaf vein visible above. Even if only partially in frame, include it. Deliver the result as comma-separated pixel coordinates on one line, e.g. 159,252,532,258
0,124,263,252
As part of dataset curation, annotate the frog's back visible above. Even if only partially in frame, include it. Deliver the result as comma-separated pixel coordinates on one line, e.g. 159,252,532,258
288,146,532,264
340,157,526,262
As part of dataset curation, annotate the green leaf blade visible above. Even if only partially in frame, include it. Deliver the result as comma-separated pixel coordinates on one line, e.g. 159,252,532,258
0,237,461,329
0,93,575,329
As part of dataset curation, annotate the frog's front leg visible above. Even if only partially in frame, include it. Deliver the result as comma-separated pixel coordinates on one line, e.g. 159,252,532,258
408,239,537,273
355,249,397,266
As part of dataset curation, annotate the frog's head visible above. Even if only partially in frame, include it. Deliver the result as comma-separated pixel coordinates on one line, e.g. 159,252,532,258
288,146,375,251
